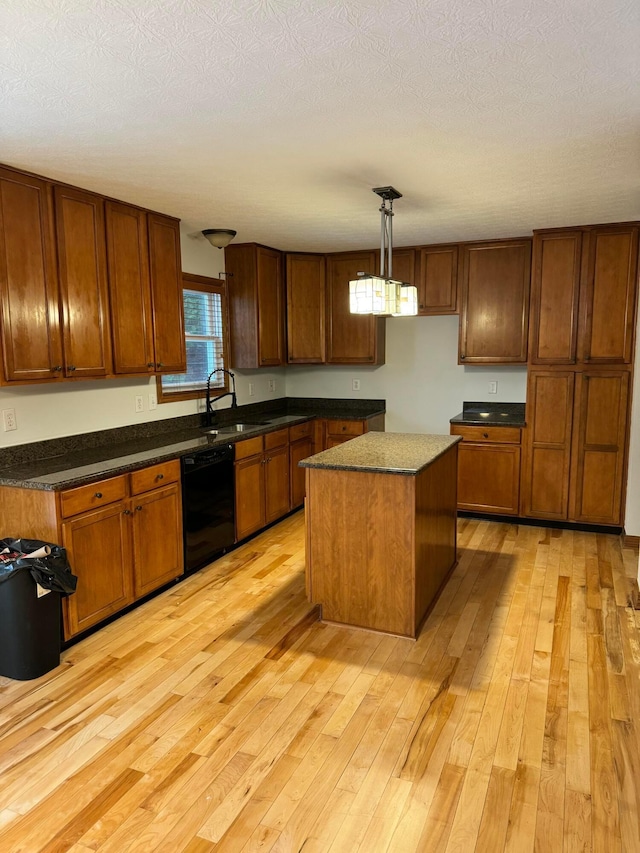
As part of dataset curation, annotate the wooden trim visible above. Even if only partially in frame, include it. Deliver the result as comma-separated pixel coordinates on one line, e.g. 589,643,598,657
622,535,640,548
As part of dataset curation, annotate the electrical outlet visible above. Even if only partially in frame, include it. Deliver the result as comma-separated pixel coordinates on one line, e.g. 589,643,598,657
488,381,498,394
268,379,276,392
2,408,16,431
352,379,361,391
148,392,157,410
135,395,144,413
249,382,255,397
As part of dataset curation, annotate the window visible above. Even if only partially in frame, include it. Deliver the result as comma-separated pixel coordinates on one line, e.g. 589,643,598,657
158,273,228,403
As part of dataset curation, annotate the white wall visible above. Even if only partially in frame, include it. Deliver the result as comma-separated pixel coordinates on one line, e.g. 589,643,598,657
0,226,284,447
286,315,528,433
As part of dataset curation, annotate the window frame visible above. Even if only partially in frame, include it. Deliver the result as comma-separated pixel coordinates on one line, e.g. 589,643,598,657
157,272,230,404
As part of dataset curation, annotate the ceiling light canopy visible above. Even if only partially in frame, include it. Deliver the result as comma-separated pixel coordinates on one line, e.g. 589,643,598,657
202,228,237,249
349,187,418,317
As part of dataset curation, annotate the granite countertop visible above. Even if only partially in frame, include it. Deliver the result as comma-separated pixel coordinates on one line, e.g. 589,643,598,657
450,401,525,427
0,398,385,491
300,432,461,476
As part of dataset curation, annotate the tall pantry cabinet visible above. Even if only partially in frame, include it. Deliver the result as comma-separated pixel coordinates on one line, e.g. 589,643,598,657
521,224,639,526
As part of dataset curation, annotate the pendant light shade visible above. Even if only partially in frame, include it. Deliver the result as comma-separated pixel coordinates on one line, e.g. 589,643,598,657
349,187,417,317
202,228,237,249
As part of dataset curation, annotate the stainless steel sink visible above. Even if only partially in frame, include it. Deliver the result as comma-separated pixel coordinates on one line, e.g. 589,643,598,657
205,422,270,435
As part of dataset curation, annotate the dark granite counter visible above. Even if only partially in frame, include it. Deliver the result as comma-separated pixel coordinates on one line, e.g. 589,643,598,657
300,432,460,476
0,397,385,491
450,401,525,427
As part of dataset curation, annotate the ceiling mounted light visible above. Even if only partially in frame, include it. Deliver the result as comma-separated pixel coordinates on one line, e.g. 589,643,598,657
202,228,237,249
349,187,418,317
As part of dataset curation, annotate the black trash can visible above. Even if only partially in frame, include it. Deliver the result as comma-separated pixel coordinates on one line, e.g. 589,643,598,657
0,537,77,681
0,569,62,679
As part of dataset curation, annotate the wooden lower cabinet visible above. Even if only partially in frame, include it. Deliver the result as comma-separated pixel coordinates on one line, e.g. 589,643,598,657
235,430,291,540
521,369,631,526
450,424,521,515
62,502,134,637
131,482,182,598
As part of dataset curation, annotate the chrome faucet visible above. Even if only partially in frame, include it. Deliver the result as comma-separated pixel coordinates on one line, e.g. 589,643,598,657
205,369,238,427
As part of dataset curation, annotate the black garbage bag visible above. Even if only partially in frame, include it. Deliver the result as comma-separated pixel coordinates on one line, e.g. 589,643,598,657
0,537,77,595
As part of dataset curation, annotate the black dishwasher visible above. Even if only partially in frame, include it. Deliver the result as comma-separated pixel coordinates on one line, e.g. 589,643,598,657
181,444,235,574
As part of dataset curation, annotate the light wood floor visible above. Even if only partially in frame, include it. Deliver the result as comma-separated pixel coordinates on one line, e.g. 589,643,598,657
0,513,639,852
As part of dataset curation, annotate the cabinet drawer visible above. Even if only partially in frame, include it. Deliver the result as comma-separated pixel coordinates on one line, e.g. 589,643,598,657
60,475,128,518
450,425,521,444
130,460,180,496
235,436,264,460
289,420,313,442
264,428,289,450
325,419,364,437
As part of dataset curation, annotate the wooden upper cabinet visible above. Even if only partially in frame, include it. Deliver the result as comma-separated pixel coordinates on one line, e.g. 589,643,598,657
418,245,458,314
529,230,582,364
226,243,285,368
54,185,112,378
579,225,639,365
459,239,531,363
148,213,186,374
570,370,630,525
286,253,325,363
325,251,385,364
106,201,155,374
0,167,63,382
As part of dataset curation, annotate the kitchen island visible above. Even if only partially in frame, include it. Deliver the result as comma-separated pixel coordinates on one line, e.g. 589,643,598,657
301,432,461,638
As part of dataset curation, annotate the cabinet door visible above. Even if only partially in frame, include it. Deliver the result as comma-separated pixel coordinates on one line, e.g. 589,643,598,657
457,443,521,514
131,483,183,597
459,239,531,363
286,253,325,363
54,185,112,378
290,436,313,508
62,502,134,637
521,371,575,520
0,167,63,382
418,245,458,314
257,246,284,366
529,231,582,364
579,226,639,365
148,214,186,374
106,201,155,374
265,444,290,523
570,371,630,525
326,252,385,364
235,455,266,540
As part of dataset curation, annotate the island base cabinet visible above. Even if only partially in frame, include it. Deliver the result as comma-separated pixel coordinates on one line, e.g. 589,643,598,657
305,446,458,639
62,503,134,637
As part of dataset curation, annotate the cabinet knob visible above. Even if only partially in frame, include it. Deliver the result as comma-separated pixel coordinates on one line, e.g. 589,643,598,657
147,362,155,368
136,505,142,511
95,492,103,498
67,365,76,371
51,365,62,372
483,432,489,438
341,426,347,431
156,362,163,368
156,473,164,480
460,354,466,360
123,509,131,515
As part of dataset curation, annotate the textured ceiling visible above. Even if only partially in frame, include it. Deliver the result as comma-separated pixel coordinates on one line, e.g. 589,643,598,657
1,0,638,252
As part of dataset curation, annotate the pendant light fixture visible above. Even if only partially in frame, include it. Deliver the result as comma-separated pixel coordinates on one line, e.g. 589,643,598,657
349,187,418,316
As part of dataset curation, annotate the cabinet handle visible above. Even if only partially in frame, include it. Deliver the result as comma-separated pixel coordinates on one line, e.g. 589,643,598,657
135,505,142,511
460,354,466,360
123,509,131,515
341,426,347,431
483,432,489,438
156,473,164,480
51,365,62,372
156,362,163,368
95,492,103,498
147,362,155,368
67,365,76,372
